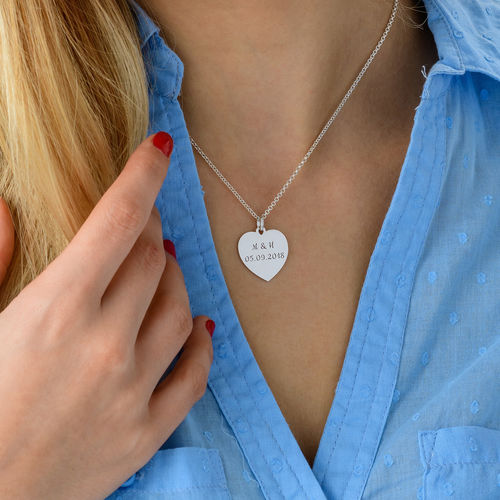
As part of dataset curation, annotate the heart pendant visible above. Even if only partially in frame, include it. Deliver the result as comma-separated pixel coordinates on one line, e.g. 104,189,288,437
237,224,288,281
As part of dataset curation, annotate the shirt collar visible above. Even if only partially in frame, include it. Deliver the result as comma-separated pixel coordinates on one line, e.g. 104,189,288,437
127,0,184,100
127,0,500,95
127,0,160,50
423,0,500,81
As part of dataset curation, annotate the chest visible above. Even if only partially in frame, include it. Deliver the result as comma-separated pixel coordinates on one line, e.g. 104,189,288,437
196,151,402,465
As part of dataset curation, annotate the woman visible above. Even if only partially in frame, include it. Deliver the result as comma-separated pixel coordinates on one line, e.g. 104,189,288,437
0,0,498,498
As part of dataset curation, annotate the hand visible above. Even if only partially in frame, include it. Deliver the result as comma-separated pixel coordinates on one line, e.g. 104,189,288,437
0,132,214,500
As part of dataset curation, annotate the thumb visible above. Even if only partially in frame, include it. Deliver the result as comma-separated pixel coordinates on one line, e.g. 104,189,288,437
0,197,15,284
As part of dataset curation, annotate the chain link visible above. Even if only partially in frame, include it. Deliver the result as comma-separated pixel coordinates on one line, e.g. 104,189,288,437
189,0,399,228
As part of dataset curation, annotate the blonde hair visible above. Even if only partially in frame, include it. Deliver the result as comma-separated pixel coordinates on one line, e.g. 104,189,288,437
0,0,149,310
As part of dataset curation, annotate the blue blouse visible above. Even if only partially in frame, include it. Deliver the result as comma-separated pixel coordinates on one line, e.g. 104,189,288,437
108,1,500,499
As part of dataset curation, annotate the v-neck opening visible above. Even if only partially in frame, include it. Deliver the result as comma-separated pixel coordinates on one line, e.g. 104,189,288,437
158,75,449,500
152,16,456,500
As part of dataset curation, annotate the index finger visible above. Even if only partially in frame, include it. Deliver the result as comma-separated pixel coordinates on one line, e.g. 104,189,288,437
59,131,174,297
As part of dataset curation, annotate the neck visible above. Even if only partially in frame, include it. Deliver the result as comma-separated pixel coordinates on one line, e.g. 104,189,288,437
140,0,437,187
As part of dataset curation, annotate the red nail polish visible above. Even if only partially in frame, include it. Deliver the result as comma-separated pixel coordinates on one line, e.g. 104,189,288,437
163,239,176,259
153,131,174,158
205,319,215,337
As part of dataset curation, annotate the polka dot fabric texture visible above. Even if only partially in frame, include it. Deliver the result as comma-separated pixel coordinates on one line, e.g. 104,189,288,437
108,1,500,499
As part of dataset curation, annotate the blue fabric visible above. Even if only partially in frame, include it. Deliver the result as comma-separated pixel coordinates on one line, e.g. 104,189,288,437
107,1,500,498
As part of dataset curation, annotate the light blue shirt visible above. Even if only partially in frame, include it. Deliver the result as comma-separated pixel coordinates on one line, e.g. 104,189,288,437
108,1,500,498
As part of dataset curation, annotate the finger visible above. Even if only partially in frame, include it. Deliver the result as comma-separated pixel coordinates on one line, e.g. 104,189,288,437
134,249,194,389
146,316,214,444
57,132,173,299
100,205,166,335
0,197,15,284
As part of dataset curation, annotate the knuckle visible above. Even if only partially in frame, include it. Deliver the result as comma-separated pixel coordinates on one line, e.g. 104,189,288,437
30,295,67,340
27,287,87,342
147,208,164,245
136,237,166,273
151,208,163,237
116,384,145,423
183,359,209,401
168,297,193,338
72,274,99,306
92,337,131,375
151,205,162,223
105,197,143,238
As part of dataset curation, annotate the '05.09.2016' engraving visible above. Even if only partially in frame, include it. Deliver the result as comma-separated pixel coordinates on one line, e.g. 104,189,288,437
242,240,286,263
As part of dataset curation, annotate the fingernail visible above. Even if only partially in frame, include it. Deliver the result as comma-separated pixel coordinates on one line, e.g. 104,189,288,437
163,239,176,260
205,319,215,338
153,131,174,158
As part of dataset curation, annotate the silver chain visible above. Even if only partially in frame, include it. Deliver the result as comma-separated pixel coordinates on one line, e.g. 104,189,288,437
189,0,399,230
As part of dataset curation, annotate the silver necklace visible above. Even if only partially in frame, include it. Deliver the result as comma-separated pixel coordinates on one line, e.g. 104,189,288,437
189,0,399,281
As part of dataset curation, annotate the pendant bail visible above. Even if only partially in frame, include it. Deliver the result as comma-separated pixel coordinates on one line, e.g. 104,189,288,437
256,217,265,233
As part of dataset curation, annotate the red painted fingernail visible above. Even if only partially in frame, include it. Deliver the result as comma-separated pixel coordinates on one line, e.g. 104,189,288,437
205,319,215,337
163,239,176,260
153,131,174,158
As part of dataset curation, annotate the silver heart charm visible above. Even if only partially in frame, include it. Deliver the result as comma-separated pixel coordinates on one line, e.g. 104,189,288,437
237,227,288,281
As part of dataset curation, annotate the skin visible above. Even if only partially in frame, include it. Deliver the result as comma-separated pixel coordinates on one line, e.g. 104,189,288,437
0,136,214,499
140,0,439,465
